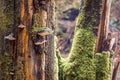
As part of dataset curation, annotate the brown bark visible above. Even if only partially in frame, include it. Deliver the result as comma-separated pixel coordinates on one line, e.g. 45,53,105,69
33,0,55,80
111,32,120,80
45,0,55,80
95,0,111,53
35,9,47,80
112,62,120,80
0,0,18,80
15,0,33,80
32,0,48,80
0,0,55,80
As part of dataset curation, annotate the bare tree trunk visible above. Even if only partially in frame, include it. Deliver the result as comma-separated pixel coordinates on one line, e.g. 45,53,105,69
95,0,111,53
112,62,120,80
111,32,120,80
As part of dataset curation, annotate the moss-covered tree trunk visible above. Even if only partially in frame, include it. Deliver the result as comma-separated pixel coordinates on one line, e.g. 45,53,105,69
0,0,20,80
57,0,102,80
56,0,112,80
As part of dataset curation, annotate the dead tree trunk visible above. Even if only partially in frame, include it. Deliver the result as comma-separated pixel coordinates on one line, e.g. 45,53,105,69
15,0,55,80
112,33,120,80
15,0,33,80
95,0,111,53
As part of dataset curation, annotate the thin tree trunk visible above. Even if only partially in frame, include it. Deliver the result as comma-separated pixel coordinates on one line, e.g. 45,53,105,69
112,37,120,80
95,0,111,53
112,62,120,80
45,0,55,80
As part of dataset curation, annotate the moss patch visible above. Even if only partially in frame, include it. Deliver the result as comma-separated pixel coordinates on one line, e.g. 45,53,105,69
58,29,96,80
55,0,113,80
14,56,25,80
95,51,113,80
0,52,13,80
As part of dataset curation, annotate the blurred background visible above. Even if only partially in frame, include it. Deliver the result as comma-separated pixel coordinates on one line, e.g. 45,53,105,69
55,0,80,57
55,0,120,56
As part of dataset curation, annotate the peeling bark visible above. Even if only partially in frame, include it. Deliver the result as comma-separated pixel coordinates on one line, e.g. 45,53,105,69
15,0,33,80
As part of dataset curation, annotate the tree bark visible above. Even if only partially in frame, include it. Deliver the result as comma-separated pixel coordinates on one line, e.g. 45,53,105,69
95,0,111,53
112,62,120,80
111,32,120,80
15,0,34,80
0,0,19,80
45,0,55,80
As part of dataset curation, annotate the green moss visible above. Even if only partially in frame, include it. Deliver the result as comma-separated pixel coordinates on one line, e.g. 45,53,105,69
32,26,49,33
76,0,102,30
56,28,96,80
59,29,96,80
0,52,13,80
32,12,48,39
95,51,113,80
54,36,59,80
0,0,20,79
55,0,110,80
14,56,24,80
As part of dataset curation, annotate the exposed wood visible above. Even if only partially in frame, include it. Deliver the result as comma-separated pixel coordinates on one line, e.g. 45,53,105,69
112,62,120,80
16,0,55,79
16,0,33,80
95,0,111,53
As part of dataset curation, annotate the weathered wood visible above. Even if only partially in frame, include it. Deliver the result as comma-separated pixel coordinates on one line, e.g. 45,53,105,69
111,32,120,80
15,0,33,80
95,0,111,53
112,61,120,80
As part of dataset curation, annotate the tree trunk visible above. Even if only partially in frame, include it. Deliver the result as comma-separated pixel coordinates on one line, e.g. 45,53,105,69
45,0,55,80
15,0,55,80
95,0,111,53
0,0,55,80
112,62,120,80
111,34,120,80
57,0,102,80
56,0,113,80
0,0,19,80
15,0,33,80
